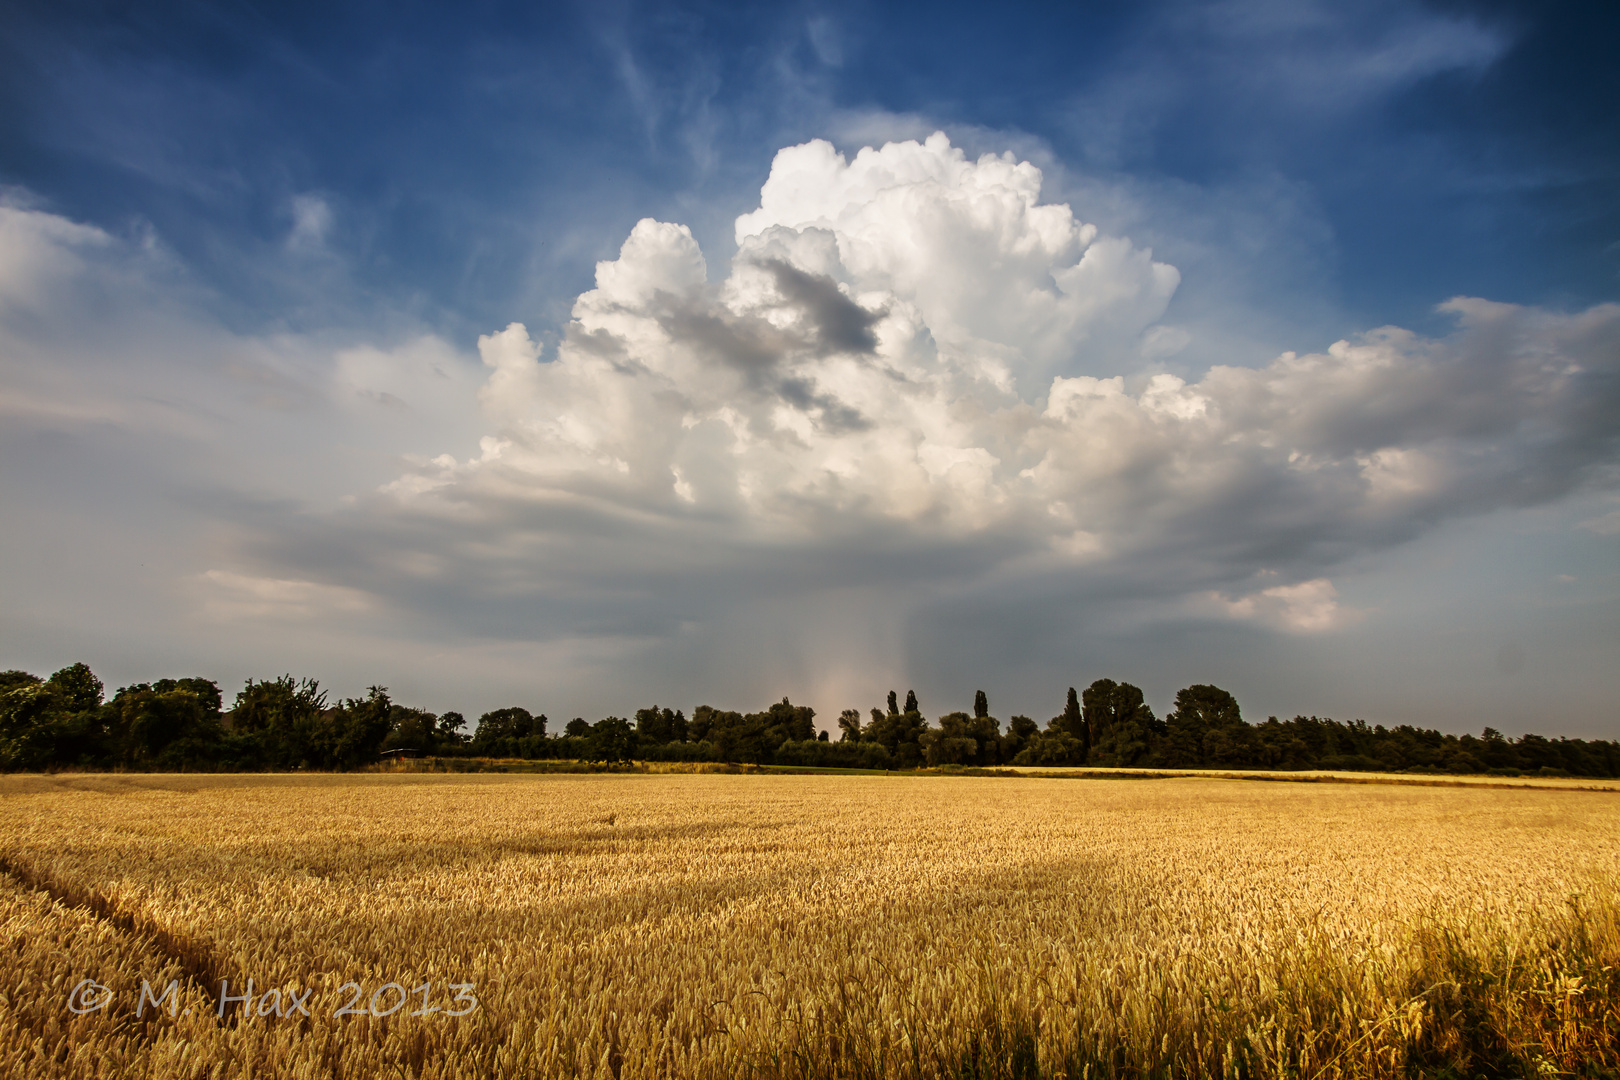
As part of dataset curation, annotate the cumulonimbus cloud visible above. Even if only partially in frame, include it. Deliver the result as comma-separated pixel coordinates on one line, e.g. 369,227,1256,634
383,133,1619,635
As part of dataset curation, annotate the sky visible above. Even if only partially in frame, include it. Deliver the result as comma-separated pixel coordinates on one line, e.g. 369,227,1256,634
1,0,1617,736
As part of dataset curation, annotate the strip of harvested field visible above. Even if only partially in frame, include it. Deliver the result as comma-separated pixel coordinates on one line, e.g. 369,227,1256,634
1002,767,1620,791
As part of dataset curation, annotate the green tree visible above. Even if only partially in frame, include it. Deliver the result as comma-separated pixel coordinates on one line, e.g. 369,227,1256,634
758,698,816,743
921,713,979,766
1001,715,1038,762
105,678,224,768
0,673,61,770
960,692,1003,764
7,663,110,767
1082,679,1160,767
473,707,538,755
690,707,752,760
1478,727,1515,770
436,711,470,751
634,706,686,744
386,706,445,755
47,663,104,713
587,717,637,763
1012,729,1084,766
323,687,394,769
1052,686,1087,758
865,702,927,769
230,676,327,768
837,709,863,742
0,671,38,693
699,698,816,763
1163,684,1246,767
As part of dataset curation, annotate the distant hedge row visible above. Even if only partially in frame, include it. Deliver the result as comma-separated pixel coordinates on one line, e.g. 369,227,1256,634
2,663,1614,777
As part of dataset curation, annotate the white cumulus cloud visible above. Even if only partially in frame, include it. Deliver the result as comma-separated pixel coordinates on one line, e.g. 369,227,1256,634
3,133,1615,725
1206,576,1352,633
381,134,1619,636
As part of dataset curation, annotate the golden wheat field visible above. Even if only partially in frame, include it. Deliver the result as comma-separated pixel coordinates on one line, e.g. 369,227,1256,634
1,772,1617,1080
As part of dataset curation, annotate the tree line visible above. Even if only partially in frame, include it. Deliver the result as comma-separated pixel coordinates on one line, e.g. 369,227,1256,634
2,662,1615,778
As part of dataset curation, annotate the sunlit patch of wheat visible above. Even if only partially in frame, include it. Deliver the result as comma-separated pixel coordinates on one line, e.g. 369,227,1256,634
0,773,1616,1077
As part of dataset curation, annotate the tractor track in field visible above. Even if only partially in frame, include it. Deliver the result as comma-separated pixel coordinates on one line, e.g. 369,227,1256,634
0,850,248,1028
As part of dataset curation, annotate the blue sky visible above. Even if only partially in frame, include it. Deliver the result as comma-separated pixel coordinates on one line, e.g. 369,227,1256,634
2,0,1616,734
6,0,1615,337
